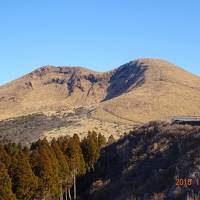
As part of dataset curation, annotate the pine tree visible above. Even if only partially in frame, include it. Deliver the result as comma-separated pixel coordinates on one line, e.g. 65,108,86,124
65,137,86,200
59,136,69,152
73,134,80,144
22,146,30,158
0,161,16,200
30,139,60,200
4,143,20,157
108,135,116,144
10,151,38,200
89,131,98,147
51,138,70,200
97,133,107,148
81,134,100,172
65,137,86,175
0,144,11,168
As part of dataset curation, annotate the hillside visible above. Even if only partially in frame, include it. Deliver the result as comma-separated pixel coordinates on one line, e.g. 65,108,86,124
94,59,200,124
79,122,200,200
1,58,200,142
0,66,111,119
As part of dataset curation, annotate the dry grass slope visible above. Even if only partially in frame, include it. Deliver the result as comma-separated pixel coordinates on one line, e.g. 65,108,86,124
1,58,200,142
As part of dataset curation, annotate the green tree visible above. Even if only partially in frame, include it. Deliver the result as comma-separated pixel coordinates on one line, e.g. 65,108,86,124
0,161,16,200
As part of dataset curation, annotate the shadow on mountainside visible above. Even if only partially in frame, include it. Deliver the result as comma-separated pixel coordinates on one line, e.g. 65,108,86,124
103,61,148,101
0,113,78,144
78,121,200,200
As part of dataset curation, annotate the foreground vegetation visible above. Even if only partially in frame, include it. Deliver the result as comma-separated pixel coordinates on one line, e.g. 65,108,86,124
0,131,108,200
79,121,200,200
3,121,200,200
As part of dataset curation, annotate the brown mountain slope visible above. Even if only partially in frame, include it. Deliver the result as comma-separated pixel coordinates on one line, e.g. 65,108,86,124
94,58,200,124
0,58,200,142
0,65,111,119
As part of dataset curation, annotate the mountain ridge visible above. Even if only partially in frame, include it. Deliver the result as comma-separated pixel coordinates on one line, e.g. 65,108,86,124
1,58,200,143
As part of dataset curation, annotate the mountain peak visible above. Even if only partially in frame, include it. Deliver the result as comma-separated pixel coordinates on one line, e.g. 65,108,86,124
134,57,173,64
35,65,103,76
1,58,200,125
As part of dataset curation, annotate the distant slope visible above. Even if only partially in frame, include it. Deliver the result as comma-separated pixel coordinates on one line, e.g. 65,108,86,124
79,122,200,200
0,110,133,144
1,58,200,142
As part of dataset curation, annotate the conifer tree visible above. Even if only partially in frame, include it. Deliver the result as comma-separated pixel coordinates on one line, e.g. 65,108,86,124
60,136,69,152
0,161,16,200
30,139,60,200
81,134,100,171
51,138,70,200
22,146,30,158
73,134,80,144
0,144,11,168
65,137,86,175
108,134,116,144
65,137,86,200
4,143,20,157
97,133,107,148
89,131,98,147
10,151,38,200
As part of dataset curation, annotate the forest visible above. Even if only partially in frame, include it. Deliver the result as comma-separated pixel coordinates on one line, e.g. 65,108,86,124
0,131,113,200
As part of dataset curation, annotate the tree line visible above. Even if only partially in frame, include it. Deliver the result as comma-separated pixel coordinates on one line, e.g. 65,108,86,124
0,131,111,200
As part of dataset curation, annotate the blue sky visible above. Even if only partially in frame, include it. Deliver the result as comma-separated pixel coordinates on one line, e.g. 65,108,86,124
0,0,200,85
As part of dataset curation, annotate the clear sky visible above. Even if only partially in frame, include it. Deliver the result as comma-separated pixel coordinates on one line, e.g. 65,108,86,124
0,0,200,85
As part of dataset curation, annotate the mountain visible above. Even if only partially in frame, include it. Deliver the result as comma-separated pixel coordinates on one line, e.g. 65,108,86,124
97,58,200,124
0,66,110,118
79,121,200,200
1,58,200,143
